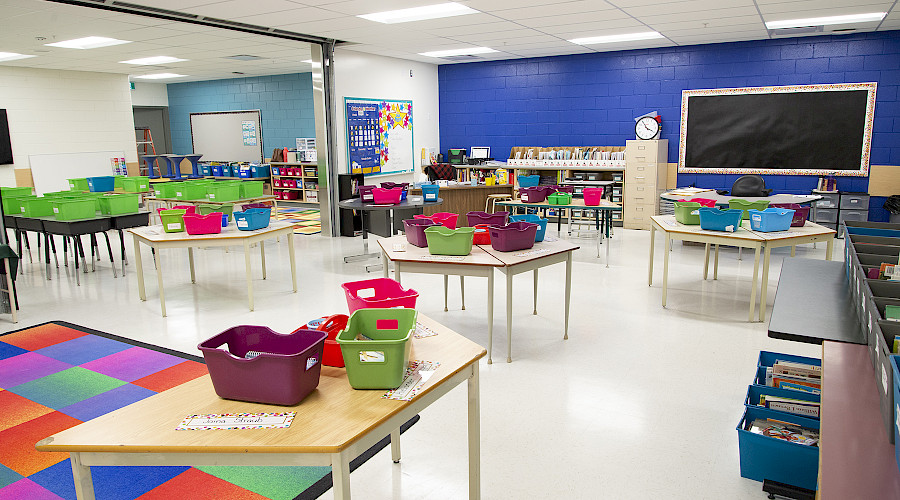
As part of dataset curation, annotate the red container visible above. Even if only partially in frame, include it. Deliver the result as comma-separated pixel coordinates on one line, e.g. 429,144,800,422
414,212,458,229
684,198,717,207
466,211,508,226
342,278,419,313
372,187,402,204
771,203,810,227
294,315,348,367
198,326,327,405
403,218,438,247
473,224,492,245
282,190,300,200
583,187,604,206
358,185,376,202
183,212,223,235
521,186,552,203
273,179,282,188
489,222,538,252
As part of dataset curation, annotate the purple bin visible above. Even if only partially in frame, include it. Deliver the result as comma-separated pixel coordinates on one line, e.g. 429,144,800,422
358,185,376,202
553,185,575,194
488,222,538,252
403,218,438,247
241,203,269,211
770,203,810,227
520,186,553,203
466,211,509,227
198,326,326,406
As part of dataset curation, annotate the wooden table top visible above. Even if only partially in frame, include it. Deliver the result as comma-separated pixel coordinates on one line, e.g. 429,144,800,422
36,314,486,455
128,220,296,243
497,198,621,210
477,238,580,266
378,235,505,267
651,215,764,241
150,195,276,205
738,220,836,241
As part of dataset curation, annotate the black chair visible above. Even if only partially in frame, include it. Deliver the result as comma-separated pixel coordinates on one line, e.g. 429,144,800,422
731,174,772,197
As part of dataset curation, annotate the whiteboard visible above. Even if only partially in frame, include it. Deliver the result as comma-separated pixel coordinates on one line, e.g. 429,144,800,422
29,151,125,195
190,110,263,163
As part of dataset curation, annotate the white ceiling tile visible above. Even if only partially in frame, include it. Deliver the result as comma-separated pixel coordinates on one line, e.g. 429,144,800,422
420,20,526,36
515,10,634,28
489,1,619,20
645,14,762,29
622,0,757,17
322,0,464,16
758,2,893,16
230,7,346,25
182,0,305,18
466,0,604,12
539,19,650,37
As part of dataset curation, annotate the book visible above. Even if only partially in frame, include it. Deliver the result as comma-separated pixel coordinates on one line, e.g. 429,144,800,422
773,375,821,392
885,305,900,321
759,395,821,418
778,381,822,395
747,418,819,446
772,360,821,379
894,335,900,354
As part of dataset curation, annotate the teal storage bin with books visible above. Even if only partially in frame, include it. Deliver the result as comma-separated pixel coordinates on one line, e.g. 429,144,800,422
744,385,820,419
737,406,820,490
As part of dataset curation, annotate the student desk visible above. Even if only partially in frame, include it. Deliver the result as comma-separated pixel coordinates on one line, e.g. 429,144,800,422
128,221,298,316
36,314,486,500
379,236,578,363
148,195,278,223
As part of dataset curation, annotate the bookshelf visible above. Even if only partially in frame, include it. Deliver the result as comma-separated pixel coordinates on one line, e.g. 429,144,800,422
270,161,319,203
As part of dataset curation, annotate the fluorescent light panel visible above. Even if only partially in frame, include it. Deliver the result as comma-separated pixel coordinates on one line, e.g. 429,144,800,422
132,73,185,80
120,56,186,65
766,12,886,29
45,36,131,49
0,52,36,62
569,32,664,45
359,2,477,24
419,47,498,57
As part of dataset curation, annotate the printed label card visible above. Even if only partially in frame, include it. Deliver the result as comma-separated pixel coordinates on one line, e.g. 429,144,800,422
176,412,296,431
382,360,440,401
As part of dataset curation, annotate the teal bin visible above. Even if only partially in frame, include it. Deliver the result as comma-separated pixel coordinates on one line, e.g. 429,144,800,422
737,406,820,490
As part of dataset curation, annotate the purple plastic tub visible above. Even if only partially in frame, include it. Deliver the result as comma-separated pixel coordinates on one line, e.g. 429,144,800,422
403,218,439,247
358,185,376,202
241,203,269,211
198,326,327,406
466,211,509,227
553,185,575,194
488,222,538,252
520,186,553,203
771,203,810,227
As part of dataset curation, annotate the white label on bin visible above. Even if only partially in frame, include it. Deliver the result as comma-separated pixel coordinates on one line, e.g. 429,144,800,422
725,225,735,232
305,356,318,370
167,223,181,231
359,351,385,363
237,220,248,228
176,192,182,197
53,207,59,213
209,194,216,199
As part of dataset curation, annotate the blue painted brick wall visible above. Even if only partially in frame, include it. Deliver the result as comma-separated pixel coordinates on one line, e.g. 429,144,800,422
167,73,315,157
438,31,900,221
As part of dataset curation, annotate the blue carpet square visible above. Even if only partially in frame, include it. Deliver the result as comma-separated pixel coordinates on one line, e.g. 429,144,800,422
0,463,23,488
92,465,190,500
0,342,27,361
58,384,156,422
27,459,74,499
36,336,133,366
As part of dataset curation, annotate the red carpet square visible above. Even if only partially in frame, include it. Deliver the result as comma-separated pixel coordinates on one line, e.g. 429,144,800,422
1,324,86,351
0,391,53,433
139,468,268,500
0,412,80,476
132,361,208,393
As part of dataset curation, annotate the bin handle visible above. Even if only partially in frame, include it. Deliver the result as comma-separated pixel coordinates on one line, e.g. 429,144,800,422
317,314,349,337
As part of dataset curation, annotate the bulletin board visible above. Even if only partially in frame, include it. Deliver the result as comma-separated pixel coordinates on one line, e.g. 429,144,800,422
344,98,413,176
190,110,263,163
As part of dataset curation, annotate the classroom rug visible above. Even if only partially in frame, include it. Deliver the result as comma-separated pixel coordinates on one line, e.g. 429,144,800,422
275,208,321,235
0,321,417,500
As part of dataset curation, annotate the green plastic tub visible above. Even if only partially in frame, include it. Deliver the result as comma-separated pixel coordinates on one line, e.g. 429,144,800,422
240,180,265,198
729,199,770,220
424,226,475,256
336,308,416,389
174,182,208,200
114,175,127,189
3,195,30,214
120,176,150,193
1,187,32,197
154,181,183,199
159,209,187,233
67,178,89,191
198,203,233,222
99,194,139,215
674,202,702,225
52,199,96,220
206,183,241,202
20,197,55,217
549,192,573,205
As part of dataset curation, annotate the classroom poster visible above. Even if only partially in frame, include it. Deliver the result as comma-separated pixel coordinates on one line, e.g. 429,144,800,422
345,98,413,175
241,120,258,146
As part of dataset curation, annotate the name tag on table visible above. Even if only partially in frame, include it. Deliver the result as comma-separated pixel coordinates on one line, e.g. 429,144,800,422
392,243,406,252
514,248,552,258
176,412,296,431
382,360,440,401
418,255,466,262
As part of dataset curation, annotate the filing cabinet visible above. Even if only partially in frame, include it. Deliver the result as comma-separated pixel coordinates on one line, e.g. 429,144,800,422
624,139,668,230
812,191,869,237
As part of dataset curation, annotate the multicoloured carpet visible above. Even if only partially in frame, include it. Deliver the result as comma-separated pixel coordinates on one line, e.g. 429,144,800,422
276,208,321,235
0,322,416,500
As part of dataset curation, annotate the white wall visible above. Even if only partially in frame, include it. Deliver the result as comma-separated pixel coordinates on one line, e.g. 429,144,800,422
0,67,137,186
130,82,169,107
333,49,439,185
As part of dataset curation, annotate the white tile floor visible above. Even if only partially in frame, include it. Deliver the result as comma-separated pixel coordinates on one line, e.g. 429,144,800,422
2,225,830,499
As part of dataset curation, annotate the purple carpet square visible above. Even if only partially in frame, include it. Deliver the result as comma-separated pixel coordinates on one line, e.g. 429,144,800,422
0,478,63,500
58,384,156,421
36,336,133,366
0,342,28,362
0,353,72,389
80,347,183,382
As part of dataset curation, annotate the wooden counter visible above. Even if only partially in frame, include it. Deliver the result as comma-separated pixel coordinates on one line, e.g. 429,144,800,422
409,184,514,227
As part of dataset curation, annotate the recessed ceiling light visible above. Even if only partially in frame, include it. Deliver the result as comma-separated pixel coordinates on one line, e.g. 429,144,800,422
132,73,186,80
360,2,478,24
419,47,498,58
0,52,36,62
120,56,187,65
45,36,131,49
569,32,664,45
765,12,886,30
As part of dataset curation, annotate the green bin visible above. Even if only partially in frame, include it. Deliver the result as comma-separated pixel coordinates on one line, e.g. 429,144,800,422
159,209,187,233
67,178,89,191
154,181,183,199
240,181,265,198
424,226,475,256
336,308,416,389
99,194,139,215
198,203,233,222
674,202,702,225
206,183,241,202
20,197,54,217
729,199,770,220
547,192,572,205
52,199,96,220
174,182,208,200
121,176,150,193
1,187,32,197
114,175,127,189
3,195,30,214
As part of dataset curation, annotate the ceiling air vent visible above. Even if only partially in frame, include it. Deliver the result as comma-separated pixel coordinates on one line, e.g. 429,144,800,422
111,2,199,19
225,55,265,61
769,26,823,36
441,55,483,61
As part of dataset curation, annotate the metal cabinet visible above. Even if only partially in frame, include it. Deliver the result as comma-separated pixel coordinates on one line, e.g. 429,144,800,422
813,191,869,237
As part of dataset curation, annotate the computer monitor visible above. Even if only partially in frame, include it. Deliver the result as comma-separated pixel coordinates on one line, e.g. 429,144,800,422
469,146,490,159
448,148,466,165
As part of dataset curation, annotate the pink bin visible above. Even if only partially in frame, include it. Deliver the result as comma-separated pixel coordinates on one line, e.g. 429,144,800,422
466,211,509,226
771,203,810,227
583,187,604,206
415,212,458,229
198,326,327,405
372,187,402,204
183,212,223,235
342,278,419,313
684,198,717,207
158,206,195,216
488,222,538,252
403,218,438,247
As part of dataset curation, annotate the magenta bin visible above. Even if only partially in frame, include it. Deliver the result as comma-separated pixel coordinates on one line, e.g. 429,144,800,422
685,198,717,207
583,187,604,206
771,203,810,227
380,182,409,200
489,222,538,252
414,212,458,229
183,212,223,235
372,187,402,204
198,326,327,405
466,211,509,226
520,186,552,203
358,185,376,202
158,205,195,216
342,277,419,313
403,218,438,247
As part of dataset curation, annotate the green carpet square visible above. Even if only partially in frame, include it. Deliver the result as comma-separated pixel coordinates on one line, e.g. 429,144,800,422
196,465,330,500
9,367,128,409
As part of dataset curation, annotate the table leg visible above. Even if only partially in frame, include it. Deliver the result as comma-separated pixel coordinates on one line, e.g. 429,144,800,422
3,259,16,323
118,230,126,275
564,252,572,340
703,243,710,279
444,275,449,312
506,271,513,363
258,241,266,279
77,237,88,274
826,237,834,261
487,270,494,365
714,245,719,280
44,233,51,280
749,246,761,323
460,276,466,311
468,362,481,500
102,232,116,278
382,252,389,279
648,224,655,286
332,452,351,499
662,234,671,307
70,453,96,500
758,245,771,323
244,240,254,311
133,235,146,301
790,245,796,257
394,261,401,284
187,247,195,283
155,245,166,317
390,428,401,463
288,231,297,293
605,212,610,268
532,268,538,315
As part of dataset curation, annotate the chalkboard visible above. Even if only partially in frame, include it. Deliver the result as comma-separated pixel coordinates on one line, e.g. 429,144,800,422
190,110,263,163
678,83,876,177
